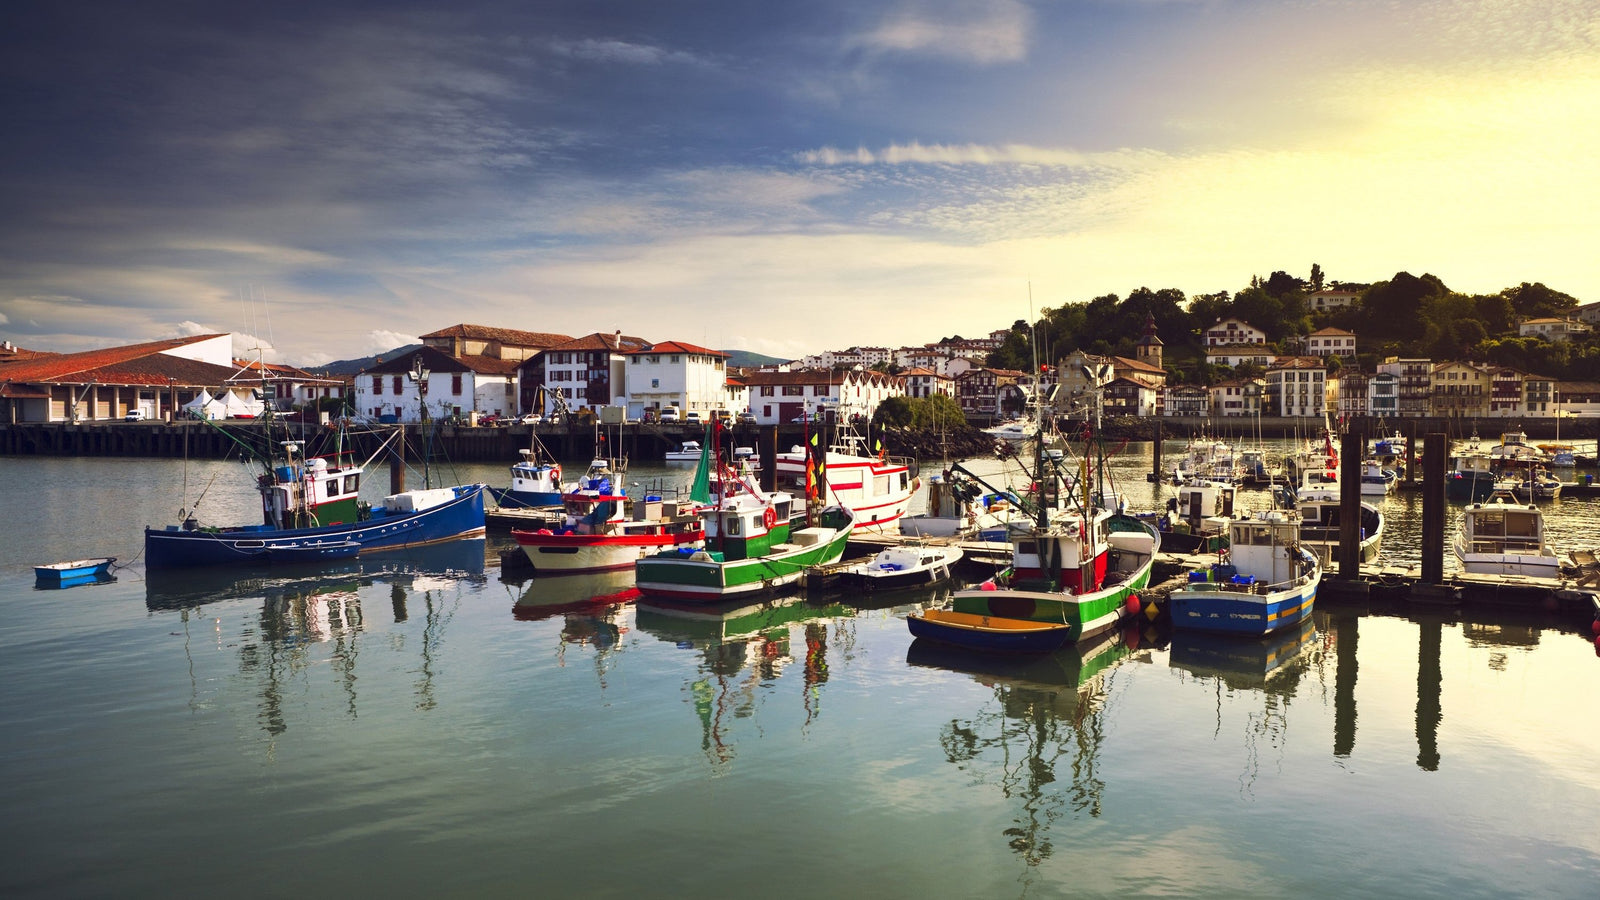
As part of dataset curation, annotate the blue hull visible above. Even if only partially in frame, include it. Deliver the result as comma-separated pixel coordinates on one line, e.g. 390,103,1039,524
493,487,563,509
144,484,487,569
1170,581,1317,636
907,616,1073,653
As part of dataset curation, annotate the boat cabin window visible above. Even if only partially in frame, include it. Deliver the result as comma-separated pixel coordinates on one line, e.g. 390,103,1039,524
726,515,741,536
326,479,339,498
1017,540,1037,555
1505,512,1538,537
344,474,359,494
774,500,791,519
875,474,889,495
1474,512,1504,536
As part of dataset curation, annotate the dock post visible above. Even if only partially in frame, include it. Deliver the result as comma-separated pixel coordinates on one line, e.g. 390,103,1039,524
389,426,407,495
1404,421,1416,483
1421,431,1447,584
1339,430,1364,578
1151,421,1163,481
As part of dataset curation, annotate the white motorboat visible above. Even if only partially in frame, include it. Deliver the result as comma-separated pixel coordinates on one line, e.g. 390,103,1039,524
840,544,963,591
1454,491,1559,578
665,441,703,462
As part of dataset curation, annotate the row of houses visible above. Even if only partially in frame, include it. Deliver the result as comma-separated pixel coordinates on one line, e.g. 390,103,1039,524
1157,357,1597,420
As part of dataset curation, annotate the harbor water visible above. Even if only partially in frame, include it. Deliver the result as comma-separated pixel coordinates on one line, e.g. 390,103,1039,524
2,442,1598,897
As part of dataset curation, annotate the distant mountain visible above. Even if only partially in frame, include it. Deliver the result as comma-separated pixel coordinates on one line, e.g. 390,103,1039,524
724,349,786,368
313,344,421,376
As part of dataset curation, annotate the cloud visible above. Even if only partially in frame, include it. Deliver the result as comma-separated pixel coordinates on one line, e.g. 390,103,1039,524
851,0,1032,64
796,142,1154,169
0,312,8,325
547,38,708,67
367,330,420,355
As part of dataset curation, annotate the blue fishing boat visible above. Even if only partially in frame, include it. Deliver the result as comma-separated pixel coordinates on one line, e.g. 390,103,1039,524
1170,509,1320,636
144,432,486,569
34,557,115,584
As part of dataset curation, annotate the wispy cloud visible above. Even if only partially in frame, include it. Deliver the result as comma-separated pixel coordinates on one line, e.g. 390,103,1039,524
547,38,709,67
851,0,1033,64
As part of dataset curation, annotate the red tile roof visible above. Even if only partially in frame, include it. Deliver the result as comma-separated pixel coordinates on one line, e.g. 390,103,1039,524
420,324,573,347
0,334,233,387
626,340,727,357
548,332,651,353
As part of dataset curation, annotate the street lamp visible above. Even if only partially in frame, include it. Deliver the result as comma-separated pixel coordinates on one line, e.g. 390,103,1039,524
407,355,431,487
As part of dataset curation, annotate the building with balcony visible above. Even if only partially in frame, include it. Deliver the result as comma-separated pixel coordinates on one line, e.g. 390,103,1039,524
1306,327,1357,359
1265,357,1327,418
1205,318,1267,348
1377,357,1432,417
1430,361,1490,418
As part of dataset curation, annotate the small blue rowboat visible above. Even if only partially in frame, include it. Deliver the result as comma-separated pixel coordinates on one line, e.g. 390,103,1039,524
34,557,116,584
265,541,362,564
907,608,1075,654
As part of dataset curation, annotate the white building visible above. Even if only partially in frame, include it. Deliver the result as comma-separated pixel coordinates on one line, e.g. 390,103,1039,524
1308,289,1360,312
523,331,649,416
622,340,735,418
356,347,492,422
1266,357,1327,418
1306,327,1357,358
1518,317,1590,342
901,367,955,399
1205,318,1268,348
741,369,905,425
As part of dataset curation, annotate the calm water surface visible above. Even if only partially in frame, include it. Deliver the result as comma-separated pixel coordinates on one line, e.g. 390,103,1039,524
2,443,1598,898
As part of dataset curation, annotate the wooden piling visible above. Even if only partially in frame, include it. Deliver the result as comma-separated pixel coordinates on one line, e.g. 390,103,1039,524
388,427,406,495
1421,432,1447,584
1339,430,1364,578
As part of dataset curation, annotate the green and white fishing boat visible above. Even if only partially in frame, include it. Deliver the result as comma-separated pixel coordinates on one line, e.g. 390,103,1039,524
634,427,854,602
913,410,1160,649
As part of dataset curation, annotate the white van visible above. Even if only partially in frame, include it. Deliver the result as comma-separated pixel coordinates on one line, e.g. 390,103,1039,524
660,407,681,422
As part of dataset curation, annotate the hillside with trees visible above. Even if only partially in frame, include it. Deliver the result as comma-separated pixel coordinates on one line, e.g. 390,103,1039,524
985,267,1592,384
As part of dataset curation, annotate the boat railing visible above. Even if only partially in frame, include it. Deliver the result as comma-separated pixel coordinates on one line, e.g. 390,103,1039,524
1460,537,1548,554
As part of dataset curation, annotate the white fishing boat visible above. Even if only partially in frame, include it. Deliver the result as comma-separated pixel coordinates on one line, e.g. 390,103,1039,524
1293,467,1384,569
984,419,1030,443
1454,491,1559,578
840,544,963,591
1170,509,1321,636
1172,437,1241,486
900,467,1031,543
665,441,703,462
1359,460,1397,496
772,429,916,534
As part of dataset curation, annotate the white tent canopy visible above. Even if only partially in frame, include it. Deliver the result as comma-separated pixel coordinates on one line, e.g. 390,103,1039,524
221,390,265,419
182,389,227,420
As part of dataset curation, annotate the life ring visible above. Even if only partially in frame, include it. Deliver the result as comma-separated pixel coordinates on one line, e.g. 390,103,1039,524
762,506,777,530
549,465,561,483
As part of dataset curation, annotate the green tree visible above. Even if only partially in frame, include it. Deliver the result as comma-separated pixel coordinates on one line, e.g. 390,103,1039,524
872,396,914,428
1501,282,1578,319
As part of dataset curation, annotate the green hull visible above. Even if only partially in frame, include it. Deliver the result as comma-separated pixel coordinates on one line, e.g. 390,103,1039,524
950,519,1159,644
635,525,851,602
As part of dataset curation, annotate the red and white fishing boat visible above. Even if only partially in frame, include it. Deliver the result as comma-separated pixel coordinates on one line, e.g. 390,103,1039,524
772,427,916,534
511,462,706,575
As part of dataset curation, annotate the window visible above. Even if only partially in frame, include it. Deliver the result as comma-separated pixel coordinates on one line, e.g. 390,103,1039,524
452,374,463,394
325,480,339,498
392,376,402,394
372,376,382,395
344,474,359,493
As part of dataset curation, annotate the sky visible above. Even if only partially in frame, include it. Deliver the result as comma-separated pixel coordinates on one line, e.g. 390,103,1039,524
2,0,1597,368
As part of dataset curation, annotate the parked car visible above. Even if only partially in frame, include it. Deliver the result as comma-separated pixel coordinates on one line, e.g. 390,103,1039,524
519,413,542,425
684,411,703,425
124,409,147,422
660,407,680,422
736,410,757,424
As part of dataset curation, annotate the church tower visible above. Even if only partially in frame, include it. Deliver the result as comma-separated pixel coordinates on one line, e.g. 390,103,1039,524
1136,312,1164,370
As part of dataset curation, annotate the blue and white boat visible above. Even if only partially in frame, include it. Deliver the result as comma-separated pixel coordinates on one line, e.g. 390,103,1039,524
145,436,486,569
493,448,565,509
1170,509,1320,636
35,557,115,584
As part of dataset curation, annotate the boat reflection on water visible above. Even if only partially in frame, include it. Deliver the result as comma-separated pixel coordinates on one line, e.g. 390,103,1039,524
908,627,1150,869
636,596,853,769
510,569,640,622
1167,614,1325,797
143,538,488,612
143,539,489,737
1167,613,1322,692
